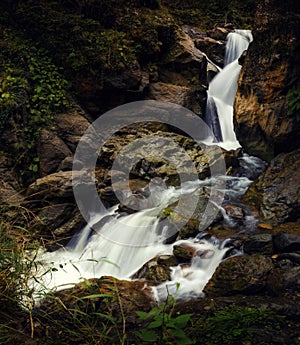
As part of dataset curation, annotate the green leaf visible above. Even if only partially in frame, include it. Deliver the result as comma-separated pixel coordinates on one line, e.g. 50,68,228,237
148,318,163,329
80,293,114,299
136,329,158,342
136,311,151,320
174,314,193,328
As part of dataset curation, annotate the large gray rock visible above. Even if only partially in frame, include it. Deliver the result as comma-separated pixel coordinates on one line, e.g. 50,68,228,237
38,129,72,176
273,232,300,253
243,234,274,255
244,149,300,225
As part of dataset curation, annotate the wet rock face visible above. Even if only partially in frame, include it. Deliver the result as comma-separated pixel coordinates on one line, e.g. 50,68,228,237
204,254,274,296
234,0,300,161
244,149,300,225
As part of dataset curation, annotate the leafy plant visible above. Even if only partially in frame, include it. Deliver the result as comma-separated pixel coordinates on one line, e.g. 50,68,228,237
194,305,285,345
135,294,194,345
287,84,300,121
0,28,70,182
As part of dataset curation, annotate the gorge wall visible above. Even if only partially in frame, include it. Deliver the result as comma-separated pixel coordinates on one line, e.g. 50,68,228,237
234,0,300,161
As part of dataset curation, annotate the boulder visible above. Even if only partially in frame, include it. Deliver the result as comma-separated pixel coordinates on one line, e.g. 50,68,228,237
26,171,75,200
54,110,91,152
234,0,300,161
159,32,207,88
133,255,178,282
204,254,273,296
206,27,231,41
222,204,244,220
243,234,274,255
37,276,154,338
147,82,206,115
268,267,300,294
244,149,300,225
38,129,72,176
173,244,197,262
273,232,300,253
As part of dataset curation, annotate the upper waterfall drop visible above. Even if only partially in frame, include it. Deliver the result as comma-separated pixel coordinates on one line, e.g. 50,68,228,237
224,29,253,66
204,29,253,151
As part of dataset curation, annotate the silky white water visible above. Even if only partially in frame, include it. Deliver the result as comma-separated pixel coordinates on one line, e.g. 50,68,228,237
205,29,253,151
224,30,253,66
29,177,244,302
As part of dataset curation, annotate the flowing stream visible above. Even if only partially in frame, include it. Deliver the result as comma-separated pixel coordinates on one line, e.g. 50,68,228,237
30,29,264,303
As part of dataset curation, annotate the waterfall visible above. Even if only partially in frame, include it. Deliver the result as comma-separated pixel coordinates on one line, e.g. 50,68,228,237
205,29,253,151
28,29,263,304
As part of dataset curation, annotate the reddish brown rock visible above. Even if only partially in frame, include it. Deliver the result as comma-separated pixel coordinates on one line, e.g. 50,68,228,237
234,0,300,161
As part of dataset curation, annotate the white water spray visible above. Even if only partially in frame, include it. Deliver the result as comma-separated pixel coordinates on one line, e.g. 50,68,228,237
205,29,253,151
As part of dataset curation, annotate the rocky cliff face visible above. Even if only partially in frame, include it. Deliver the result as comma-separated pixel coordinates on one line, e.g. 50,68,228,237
234,0,300,161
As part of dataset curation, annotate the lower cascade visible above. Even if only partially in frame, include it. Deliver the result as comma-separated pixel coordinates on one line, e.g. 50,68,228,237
30,160,264,303
29,28,261,303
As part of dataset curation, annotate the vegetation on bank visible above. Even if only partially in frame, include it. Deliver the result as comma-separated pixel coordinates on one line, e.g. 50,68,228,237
0,28,70,183
160,0,258,29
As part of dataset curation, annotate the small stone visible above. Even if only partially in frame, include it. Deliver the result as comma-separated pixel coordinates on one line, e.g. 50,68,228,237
223,204,244,219
258,223,273,230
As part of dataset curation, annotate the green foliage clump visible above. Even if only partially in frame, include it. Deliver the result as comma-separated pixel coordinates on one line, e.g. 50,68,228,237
287,84,300,121
193,305,285,345
0,30,69,131
15,0,137,76
0,28,70,181
160,0,258,29
135,294,194,345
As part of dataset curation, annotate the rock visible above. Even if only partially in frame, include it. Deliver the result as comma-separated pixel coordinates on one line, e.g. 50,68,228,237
55,111,91,152
37,276,154,335
27,170,97,210
147,82,205,115
268,267,300,294
276,253,300,265
258,223,273,230
234,0,300,161
133,255,178,282
204,254,273,296
57,156,74,171
36,204,75,231
244,149,300,225
53,211,86,238
100,131,222,184
243,234,274,255
159,32,207,88
0,179,23,205
173,244,197,261
27,171,75,200
238,50,247,65
38,129,72,176
273,232,300,253
206,27,231,41
222,204,244,219
194,37,225,67
182,25,206,40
